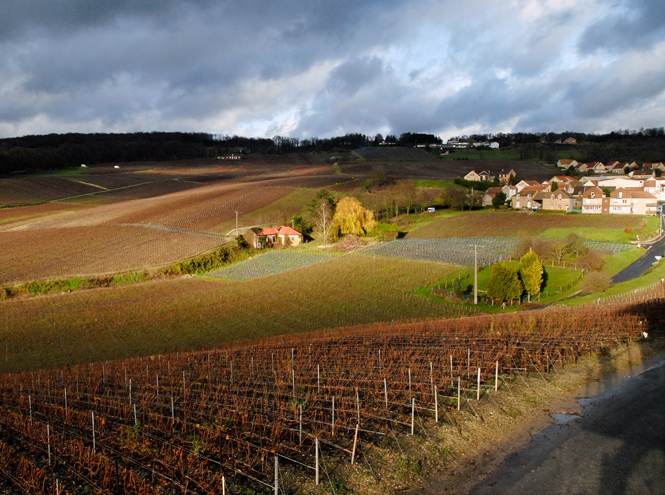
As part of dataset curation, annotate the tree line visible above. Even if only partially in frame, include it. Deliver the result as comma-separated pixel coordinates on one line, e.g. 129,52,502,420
2,127,664,175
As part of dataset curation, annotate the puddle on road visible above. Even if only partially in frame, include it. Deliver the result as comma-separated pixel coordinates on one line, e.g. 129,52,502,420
552,413,581,425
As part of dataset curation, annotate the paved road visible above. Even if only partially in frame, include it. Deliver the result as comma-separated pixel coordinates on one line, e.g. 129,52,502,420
611,236,665,283
470,353,665,495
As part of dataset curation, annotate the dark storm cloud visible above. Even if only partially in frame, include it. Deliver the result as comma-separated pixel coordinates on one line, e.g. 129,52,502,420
579,0,665,54
0,0,417,131
1,1,665,139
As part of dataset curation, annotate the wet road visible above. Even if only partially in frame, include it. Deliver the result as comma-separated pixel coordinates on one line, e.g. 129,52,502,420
470,354,665,495
612,234,665,284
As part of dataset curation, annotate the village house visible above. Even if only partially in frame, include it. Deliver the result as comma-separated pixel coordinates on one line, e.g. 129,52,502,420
643,178,665,200
609,188,658,215
582,187,609,214
502,184,518,199
541,190,574,213
276,226,303,246
515,179,540,192
563,137,577,144
499,169,516,184
482,186,504,207
249,225,303,249
643,162,665,173
557,158,578,169
510,185,548,210
464,170,495,182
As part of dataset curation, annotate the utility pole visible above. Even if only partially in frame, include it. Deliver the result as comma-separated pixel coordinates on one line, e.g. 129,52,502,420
474,244,478,305
235,210,240,235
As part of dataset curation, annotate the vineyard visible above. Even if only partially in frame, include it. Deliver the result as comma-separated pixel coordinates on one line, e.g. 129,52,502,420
210,252,340,280
363,238,633,266
0,182,299,285
0,299,659,494
363,238,514,266
0,255,465,372
0,226,226,285
407,211,652,239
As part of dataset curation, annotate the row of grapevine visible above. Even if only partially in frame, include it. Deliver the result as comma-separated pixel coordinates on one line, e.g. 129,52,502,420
363,238,633,267
209,252,340,280
0,297,657,494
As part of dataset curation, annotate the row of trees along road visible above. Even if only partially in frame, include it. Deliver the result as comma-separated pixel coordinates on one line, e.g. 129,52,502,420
487,249,544,303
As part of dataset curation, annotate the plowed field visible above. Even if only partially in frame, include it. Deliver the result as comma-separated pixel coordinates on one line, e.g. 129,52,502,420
0,177,99,205
0,181,297,283
0,225,225,284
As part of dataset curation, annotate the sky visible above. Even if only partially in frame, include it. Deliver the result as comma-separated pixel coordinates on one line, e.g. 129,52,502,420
1,0,664,140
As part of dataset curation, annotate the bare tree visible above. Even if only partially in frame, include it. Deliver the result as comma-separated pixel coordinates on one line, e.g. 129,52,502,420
548,241,568,264
399,181,417,215
315,200,334,245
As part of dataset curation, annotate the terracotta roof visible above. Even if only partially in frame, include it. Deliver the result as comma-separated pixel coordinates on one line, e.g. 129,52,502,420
582,187,604,198
277,226,302,236
610,188,656,199
520,185,548,192
258,227,278,236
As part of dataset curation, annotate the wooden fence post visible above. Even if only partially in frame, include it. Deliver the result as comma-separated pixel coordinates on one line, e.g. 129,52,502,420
274,455,279,495
92,411,96,454
351,423,360,464
477,368,481,400
411,398,415,435
457,377,461,411
315,438,320,485
495,361,499,392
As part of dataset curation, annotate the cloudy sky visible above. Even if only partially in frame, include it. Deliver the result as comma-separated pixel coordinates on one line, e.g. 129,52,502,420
1,0,664,140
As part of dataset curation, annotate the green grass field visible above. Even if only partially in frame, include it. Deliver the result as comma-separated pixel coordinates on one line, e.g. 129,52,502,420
540,216,659,243
0,254,462,373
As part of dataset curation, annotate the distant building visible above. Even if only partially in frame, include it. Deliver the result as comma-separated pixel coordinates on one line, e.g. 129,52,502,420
499,169,516,184
464,170,495,182
557,159,579,169
582,187,609,214
542,190,574,213
609,188,657,215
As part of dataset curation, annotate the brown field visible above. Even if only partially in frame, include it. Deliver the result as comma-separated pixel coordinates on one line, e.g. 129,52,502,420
0,177,100,204
0,225,225,284
0,203,87,230
407,210,647,238
69,178,202,202
0,180,301,284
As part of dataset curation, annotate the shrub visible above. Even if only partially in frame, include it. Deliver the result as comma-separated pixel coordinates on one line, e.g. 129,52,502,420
0,288,8,300
580,271,611,294
625,227,633,233
162,240,252,275
577,250,606,271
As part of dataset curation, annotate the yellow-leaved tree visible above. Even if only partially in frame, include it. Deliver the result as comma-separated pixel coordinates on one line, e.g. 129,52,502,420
332,196,377,236
519,248,543,302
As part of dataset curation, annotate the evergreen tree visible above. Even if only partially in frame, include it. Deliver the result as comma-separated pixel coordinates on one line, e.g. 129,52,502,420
487,263,524,302
519,248,543,302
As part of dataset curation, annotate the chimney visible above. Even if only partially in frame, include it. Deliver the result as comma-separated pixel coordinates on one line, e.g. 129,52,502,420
292,219,295,229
